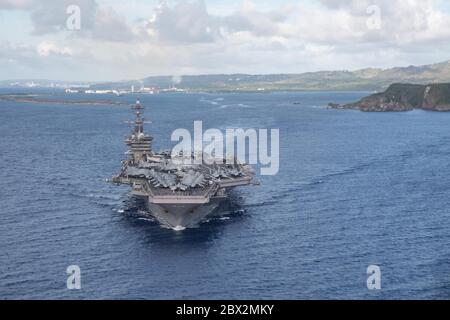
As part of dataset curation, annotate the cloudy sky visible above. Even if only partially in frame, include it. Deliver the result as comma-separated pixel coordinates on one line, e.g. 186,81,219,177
1,0,450,81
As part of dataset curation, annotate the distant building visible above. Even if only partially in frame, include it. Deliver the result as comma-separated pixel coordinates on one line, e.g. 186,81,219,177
139,87,159,94
94,90,114,94
160,86,184,93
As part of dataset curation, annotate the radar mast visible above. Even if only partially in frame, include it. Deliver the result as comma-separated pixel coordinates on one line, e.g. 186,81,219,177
126,100,153,163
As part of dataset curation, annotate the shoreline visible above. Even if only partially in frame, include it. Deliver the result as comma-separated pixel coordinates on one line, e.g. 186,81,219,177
0,94,128,107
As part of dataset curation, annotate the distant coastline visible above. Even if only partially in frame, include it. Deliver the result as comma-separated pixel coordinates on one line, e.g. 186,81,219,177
2,59,450,93
329,83,450,112
3,83,450,113
0,94,128,106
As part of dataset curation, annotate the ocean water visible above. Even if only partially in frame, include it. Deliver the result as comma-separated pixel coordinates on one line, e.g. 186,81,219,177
1,90,450,300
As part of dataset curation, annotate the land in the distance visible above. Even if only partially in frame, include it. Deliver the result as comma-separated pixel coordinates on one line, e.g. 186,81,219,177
90,60,450,93
329,83,450,112
0,94,127,106
2,59,450,93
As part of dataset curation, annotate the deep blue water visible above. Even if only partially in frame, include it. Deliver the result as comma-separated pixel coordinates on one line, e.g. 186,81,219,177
1,90,450,300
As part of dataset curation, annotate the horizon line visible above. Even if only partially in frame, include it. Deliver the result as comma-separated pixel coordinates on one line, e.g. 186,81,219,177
2,59,449,84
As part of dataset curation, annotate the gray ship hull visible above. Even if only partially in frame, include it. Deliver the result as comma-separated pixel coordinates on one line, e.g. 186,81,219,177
147,197,225,230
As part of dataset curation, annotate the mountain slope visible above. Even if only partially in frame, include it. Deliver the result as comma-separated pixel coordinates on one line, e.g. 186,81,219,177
88,60,450,92
6,60,450,92
330,83,450,112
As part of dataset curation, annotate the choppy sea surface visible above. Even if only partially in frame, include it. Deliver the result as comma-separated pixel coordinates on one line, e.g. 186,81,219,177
1,90,450,300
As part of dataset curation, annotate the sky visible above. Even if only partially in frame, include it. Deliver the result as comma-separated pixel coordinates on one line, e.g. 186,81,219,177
1,0,450,81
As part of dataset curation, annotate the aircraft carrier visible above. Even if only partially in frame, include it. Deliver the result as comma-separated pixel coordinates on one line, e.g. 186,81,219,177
112,100,255,230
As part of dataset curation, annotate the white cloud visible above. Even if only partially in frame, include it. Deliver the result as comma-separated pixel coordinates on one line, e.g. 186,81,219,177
0,0,137,42
222,1,294,37
0,0,34,10
2,0,450,80
37,41,72,57
0,41,79,80
29,0,98,34
92,6,136,42
146,0,222,44
307,0,450,46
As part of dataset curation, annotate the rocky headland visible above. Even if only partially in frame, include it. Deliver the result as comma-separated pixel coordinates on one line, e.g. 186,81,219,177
329,83,450,112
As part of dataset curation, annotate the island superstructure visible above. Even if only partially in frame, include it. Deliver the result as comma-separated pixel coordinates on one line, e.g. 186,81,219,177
112,100,255,229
